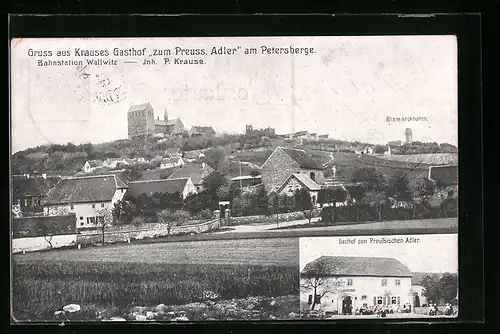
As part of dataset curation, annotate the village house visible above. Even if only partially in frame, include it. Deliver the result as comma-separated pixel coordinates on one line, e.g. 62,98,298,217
362,146,374,155
164,147,183,159
190,126,216,137
128,177,197,200
260,147,326,192
12,173,61,216
167,162,215,192
160,157,185,169
43,175,128,229
183,149,206,161
102,158,128,169
82,160,104,173
301,256,414,314
277,173,321,205
427,165,459,204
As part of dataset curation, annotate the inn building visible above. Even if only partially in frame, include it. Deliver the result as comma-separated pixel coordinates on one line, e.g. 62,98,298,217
300,256,414,314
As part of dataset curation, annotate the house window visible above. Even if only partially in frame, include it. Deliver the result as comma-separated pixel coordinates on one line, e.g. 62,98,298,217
314,295,321,304
310,172,316,181
307,295,313,304
98,216,105,224
70,204,74,210
80,216,83,220
395,279,401,287
347,279,353,286
80,222,84,226
101,203,105,208
361,295,367,300
87,217,90,224
376,297,383,305
90,217,96,224
92,204,95,208
391,297,398,305
381,279,388,286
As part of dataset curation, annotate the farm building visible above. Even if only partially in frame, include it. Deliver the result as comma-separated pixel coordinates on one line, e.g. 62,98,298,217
128,177,197,199
167,162,215,192
190,126,216,136
277,173,321,205
43,175,128,229
160,157,184,169
260,147,326,192
82,160,104,173
12,174,61,216
300,256,413,314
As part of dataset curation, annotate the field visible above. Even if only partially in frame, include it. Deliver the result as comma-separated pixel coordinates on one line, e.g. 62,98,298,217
377,153,458,165
12,238,299,321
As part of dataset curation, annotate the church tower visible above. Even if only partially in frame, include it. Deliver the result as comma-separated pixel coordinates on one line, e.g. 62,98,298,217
164,108,168,123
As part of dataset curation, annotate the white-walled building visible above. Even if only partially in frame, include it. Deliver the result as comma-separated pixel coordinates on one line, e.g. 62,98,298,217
277,173,321,205
82,160,104,173
160,157,184,169
300,256,414,314
43,175,128,229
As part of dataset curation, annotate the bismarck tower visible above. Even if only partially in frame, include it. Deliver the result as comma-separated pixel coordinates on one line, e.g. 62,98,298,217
405,128,413,144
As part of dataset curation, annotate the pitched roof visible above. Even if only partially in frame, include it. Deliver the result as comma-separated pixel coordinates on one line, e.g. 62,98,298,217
277,173,321,193
191,126,215,134
301,256,413,278
184,149,205,159
168,163,214,185
87,160,103,167
44,175,128,205
128,102,152,112
154,119,166,126
281,147,324,170
12,175,62,198
128,178,189,197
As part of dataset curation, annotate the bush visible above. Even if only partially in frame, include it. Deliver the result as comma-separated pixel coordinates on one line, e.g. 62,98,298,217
195,209,214,220
131,216,145,227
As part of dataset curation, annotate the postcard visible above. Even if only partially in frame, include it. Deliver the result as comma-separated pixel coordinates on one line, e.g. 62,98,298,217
10,36,458,322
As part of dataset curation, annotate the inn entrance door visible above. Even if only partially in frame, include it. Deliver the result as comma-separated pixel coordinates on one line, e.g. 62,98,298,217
342,296,353,315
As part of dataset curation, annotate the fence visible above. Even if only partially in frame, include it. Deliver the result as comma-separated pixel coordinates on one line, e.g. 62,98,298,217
229,209,322,226
12,214,77,253
77,219,220,246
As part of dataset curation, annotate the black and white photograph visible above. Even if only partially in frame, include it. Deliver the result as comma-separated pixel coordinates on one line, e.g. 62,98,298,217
10,35,458,322
299,234,459,319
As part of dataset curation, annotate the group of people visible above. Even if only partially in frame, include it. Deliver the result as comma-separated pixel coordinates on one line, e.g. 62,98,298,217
428,303,455,316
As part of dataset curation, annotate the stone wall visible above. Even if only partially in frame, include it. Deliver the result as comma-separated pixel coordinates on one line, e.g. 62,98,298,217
77,219,220,246
229,209,321,226
13,214,77,238
12,234,78,253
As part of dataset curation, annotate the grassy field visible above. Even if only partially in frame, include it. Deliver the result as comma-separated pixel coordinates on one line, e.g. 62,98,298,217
12,238,299,321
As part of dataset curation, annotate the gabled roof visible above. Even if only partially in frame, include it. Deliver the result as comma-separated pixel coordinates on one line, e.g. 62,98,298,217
128,178,189,197
128,102,152,112
168,163,214,185
12,175,62,198
429,165,458,186
167,118,182,126
87,160,103,167
277,173,321,193
301,256,413,278
44,175,128,205
280,147,324,170
183,149,205,159
191,126,215,134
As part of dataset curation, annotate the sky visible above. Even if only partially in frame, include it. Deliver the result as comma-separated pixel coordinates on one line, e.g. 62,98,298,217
11,36,458,153
299,234,458,273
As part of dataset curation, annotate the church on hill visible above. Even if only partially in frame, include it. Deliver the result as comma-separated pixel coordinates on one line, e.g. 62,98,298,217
127,102,185,139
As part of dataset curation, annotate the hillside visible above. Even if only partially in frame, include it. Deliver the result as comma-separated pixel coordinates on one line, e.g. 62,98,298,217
11,134,457,180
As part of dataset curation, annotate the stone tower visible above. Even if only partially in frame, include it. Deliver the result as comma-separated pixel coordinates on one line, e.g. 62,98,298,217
164,108,168,123
405,128,413,144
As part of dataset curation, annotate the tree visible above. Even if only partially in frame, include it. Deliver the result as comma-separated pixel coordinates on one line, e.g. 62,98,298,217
363,190,388,222
254,186,269,215
204,147,227,172
421,273,442,305
157,209,182,237
407,177,436,218
96,208,113,245
267,191,280,227
202,171,227,197
330,187,348,223
438,272,459,304
347,185,366,222
351,167,386,192
122,166,142,182
387,171,412,203
301,259,345,310
294,188,314,223
36,222,56,248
